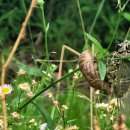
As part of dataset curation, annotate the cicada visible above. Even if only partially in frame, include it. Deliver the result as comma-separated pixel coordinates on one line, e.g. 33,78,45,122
107,40,130,97
79,50,111,94
79,40,130,97
108,40,130,117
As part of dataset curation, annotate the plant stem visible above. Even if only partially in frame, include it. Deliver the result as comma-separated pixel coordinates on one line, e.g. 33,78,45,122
107,0,129,51
40,5,49,63
89,0,106,35
62,111,66,128
76,0,88,47
107,13,121,51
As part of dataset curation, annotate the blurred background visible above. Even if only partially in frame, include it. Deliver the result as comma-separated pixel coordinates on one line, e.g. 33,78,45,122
0,0,130,55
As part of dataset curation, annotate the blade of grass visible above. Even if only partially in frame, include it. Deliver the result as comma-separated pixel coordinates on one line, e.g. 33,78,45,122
86,33,104,53
0,8,16,23
83,0,106,50
88,0,106,35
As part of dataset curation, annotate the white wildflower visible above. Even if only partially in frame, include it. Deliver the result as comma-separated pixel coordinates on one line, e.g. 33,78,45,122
0,119,3,129
17,69,26,76
40,123,47,130
10,112,20,119
27,91,34,98
95,103,109,110
65,125,79,130
0,84,13,95
32,80,37,85
18,83,31,92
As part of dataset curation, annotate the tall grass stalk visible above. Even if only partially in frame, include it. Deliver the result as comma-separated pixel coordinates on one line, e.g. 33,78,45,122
39,2,50,64
107,0,130,51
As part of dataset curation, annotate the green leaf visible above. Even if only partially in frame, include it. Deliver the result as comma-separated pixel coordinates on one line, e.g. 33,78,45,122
0,8,16,23
86,33,105,58
17,62,47,77
98,60,106,81
123,12,130,21
86,33,103,50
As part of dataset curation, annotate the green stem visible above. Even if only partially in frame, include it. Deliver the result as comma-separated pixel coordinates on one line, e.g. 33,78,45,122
76,0,87,47
107,0,129,51
17,68,79,111
106,13,121,51
62,111,66,128
40,5,49,63
89,0,106,35
83,0,106,50
17,91,22,108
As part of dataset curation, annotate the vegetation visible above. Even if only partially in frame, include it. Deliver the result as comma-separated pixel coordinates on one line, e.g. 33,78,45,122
0,0,130,130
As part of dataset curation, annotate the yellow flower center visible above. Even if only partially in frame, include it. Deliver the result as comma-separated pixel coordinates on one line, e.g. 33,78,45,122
2,87,11,94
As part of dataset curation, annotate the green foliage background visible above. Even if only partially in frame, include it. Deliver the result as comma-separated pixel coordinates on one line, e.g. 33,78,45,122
0,0,130,55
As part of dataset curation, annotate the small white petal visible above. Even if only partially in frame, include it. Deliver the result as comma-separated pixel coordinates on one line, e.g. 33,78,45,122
40,123,47,130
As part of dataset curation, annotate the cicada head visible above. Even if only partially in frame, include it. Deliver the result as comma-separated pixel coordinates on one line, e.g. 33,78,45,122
115,40,130,54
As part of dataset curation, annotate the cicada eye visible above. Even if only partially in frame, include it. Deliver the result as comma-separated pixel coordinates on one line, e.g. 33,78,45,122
115,44,123,53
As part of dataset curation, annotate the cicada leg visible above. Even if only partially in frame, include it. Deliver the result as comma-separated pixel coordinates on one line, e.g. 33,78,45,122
57,45,94,130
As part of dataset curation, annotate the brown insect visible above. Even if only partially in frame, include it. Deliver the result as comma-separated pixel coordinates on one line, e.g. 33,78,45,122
79,50,111,95
108,40,130,97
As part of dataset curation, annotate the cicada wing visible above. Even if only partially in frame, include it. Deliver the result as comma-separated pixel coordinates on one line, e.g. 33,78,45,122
118,61,130,118
116,61,130,97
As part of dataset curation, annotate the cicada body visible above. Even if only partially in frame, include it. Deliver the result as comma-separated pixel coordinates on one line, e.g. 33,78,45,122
107,40,130,97
79,50,111,95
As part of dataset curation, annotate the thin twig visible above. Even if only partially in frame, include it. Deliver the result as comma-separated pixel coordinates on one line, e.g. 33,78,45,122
90,87,94,130
76,0,88,46
36,59,78,63
57,45,80,88
1,55,7,130
0,0,37,129
4,0,37,68
94,116,101,130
